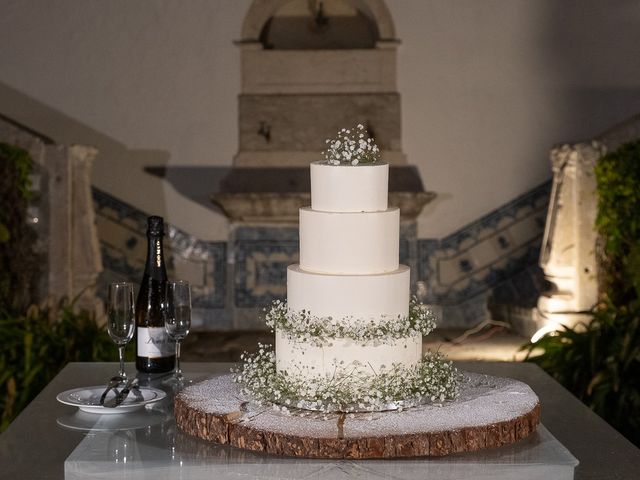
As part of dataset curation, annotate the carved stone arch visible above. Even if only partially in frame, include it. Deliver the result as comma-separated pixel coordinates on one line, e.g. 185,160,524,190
240,0,397,43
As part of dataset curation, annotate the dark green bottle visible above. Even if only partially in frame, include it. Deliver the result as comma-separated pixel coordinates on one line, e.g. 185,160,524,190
135,216,175,373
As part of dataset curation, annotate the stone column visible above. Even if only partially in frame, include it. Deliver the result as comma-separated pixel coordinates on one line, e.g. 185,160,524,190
46,145,73,301
45,143,103,314
534,141,603,333
69,145,103,314
1,117,103,314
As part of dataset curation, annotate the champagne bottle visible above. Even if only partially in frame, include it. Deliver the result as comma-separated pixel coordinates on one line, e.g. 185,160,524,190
135,216,175,373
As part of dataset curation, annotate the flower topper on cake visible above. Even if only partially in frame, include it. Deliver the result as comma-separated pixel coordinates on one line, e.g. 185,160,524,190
323,124,381,166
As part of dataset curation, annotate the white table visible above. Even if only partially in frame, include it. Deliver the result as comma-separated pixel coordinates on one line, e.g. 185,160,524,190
0,362,638,479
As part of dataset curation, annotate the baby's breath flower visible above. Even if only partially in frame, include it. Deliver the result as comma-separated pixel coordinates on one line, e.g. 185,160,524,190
265,297,436,346
323,124,381,165
233,345,459,413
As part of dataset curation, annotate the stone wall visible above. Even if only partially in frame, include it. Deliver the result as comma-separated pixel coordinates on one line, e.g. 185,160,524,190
3,1,640,241
241,48,397,94
419,182,550,328
239,93,401,152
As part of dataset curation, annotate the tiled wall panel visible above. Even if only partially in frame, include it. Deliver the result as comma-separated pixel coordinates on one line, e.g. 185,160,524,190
417,181,550,327
93,181,551,329
92,188,228,329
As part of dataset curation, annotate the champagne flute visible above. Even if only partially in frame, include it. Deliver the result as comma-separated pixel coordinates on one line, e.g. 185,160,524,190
163,280,191,384
107,282,135,380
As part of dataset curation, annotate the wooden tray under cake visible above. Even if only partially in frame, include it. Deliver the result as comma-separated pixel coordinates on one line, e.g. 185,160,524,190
174,372,540,459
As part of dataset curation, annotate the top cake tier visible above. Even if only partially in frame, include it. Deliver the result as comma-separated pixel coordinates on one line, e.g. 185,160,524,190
311,161,389,212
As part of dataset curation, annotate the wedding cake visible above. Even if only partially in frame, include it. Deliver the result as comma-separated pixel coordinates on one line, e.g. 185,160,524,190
235,125,458,412
176,125,541,459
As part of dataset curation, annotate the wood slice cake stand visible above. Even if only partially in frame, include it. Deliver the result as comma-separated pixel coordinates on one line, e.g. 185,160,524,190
174,372,540,459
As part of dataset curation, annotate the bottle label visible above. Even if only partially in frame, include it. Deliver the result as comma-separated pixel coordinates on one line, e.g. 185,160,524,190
137,327,174,358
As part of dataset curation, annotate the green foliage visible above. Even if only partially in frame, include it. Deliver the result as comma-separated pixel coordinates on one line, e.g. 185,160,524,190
0,299,125,432
525,140,640,446
0,143,130,433
0,143,40,312
594,140,640,304
0,143,32,202
525,301,640,444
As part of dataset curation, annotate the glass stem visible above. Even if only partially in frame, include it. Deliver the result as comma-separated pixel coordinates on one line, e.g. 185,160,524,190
118,345,126,378
175,340,182,378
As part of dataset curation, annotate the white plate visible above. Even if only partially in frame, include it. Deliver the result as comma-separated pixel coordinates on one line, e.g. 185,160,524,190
56,385,167,414
56,408,167,431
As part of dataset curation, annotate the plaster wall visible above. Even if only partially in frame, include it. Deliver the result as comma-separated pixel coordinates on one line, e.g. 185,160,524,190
1,0,640,240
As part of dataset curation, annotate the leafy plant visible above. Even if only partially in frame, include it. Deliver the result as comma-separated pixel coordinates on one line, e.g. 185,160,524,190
0,299,125,432
526,300,640,444
0,142,130,433
525,139,640,446
593,140,640,303
0,142,40,312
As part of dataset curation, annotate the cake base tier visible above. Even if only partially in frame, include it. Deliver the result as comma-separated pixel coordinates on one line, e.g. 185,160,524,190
174,372,540,459
275,330,423,380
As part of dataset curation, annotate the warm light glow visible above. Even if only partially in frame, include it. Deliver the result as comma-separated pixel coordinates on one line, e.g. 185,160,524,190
531,324,559,343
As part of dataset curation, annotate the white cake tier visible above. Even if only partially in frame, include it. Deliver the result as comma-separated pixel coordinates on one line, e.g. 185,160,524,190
275,330,422,379
287,264,409,321
311,161,389,213
299,207,399,275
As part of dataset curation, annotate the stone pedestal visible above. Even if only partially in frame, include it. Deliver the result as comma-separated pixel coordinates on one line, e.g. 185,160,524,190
533,142,603,334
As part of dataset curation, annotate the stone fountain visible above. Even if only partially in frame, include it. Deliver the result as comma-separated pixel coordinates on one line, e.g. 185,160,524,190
211,0,435,327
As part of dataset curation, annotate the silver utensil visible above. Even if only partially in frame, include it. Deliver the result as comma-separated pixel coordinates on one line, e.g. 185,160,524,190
99,376,123,406
104,378,139,408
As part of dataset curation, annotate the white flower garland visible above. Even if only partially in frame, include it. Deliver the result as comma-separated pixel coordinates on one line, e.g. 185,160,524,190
233,345,460,413
323,124,380,165
265,297,437,347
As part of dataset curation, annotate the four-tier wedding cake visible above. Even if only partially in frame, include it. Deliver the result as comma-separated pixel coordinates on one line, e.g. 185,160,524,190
235,125,458,412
